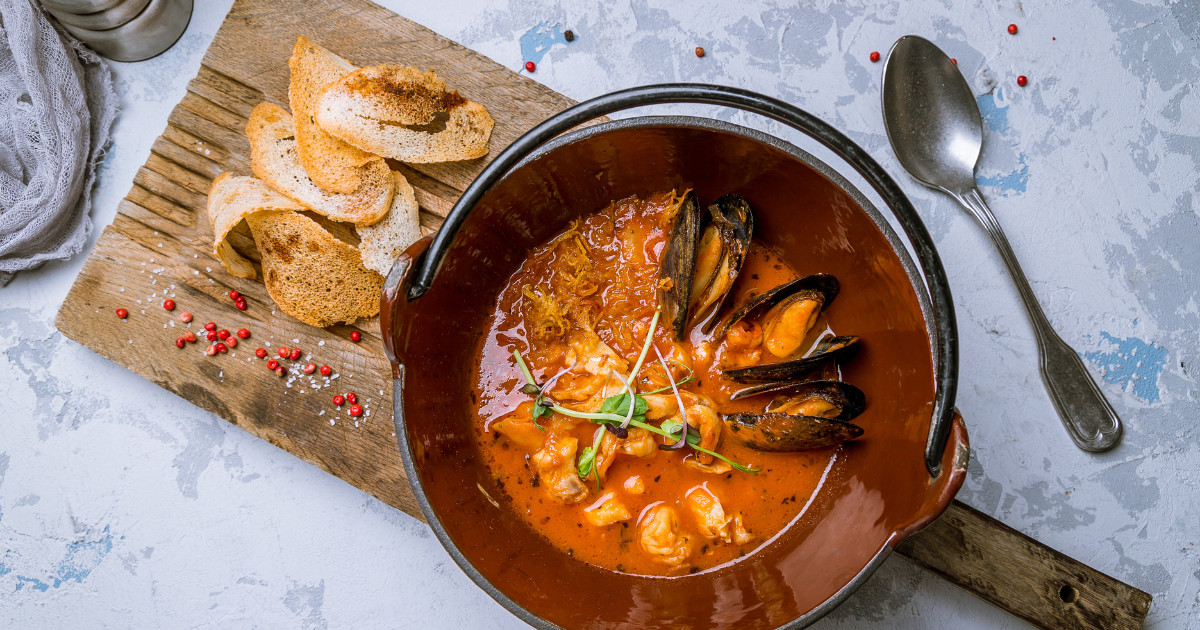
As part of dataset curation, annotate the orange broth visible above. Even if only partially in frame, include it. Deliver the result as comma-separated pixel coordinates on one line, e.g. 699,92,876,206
471,191,842,576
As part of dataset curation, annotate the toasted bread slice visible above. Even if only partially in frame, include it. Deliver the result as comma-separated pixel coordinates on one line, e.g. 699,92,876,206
356,171,421,275
206,172,306,279
289,36,386,194
247,102,393,225
247,210,383,327
314,65,494,163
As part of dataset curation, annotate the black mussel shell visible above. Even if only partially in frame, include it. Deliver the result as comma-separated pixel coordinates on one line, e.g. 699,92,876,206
730,380,866,424
724,412,864,451
657,191,701,340
714,273,840,339
689,194,754,333
723,335,860,384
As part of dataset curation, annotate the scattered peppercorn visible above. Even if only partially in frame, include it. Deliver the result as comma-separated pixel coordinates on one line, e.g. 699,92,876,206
162,299,175,311
229,290,240,300
869,51,880,63
349,404,363,417
175,337,186,349
267,359,279,370
525,60,535,72
289,348,302,361
1008,23,1018,35
255,348,268,358
206,345,219,356
179,312,192,323
278,346,289,358
236,328,250,339
206,331,218,341
115,308,128,319
303,363,316,374
333,395,345,406
1017,75,1028,86
275,366,286,377
217,329,230,340
203,322,216,331
695,46,705,58
346,392,358,405
226,337,238,349
235,299,247,311
184,332,197,343
350,331,362,342
215,342,228,354
951,57,958,65
564,30,574,42
319,365,332,376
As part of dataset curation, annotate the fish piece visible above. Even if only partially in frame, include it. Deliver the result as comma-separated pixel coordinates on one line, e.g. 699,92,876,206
531,432,587,503
583,492,631,527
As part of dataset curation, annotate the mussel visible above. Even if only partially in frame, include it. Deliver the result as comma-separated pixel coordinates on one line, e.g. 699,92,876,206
725,380,866,451
658,193,754,338
656,191,700,339
718,273,858,385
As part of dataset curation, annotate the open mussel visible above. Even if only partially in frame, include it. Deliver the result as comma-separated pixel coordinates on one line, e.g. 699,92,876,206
725,380,866,451
659,193,754,339
690,194,753,333
716,273,858,384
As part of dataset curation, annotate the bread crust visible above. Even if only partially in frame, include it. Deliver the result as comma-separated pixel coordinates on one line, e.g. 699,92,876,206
247,210,383,327
288,35,386,194
247,102,394,225
314,64,494,163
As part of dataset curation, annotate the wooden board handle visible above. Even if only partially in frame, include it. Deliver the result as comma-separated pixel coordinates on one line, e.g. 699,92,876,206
895,500,1152,629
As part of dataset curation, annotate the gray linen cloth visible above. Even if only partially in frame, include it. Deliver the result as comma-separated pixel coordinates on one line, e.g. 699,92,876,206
0,0,116,285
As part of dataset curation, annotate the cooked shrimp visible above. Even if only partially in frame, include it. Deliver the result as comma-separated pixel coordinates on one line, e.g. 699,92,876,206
594,427,657,479
638,503,691,566
686,402,723,465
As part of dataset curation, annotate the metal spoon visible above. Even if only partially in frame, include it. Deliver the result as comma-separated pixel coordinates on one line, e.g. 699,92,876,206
881,35,1122,452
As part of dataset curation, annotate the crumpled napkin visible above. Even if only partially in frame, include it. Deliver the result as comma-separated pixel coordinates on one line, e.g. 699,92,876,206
0,0,116,285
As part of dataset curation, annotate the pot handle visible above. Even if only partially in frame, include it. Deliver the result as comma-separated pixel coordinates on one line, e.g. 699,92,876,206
403,83,959,478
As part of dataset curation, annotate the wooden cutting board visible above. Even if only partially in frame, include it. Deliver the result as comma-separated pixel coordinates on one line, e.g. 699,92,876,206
54,0,1150,628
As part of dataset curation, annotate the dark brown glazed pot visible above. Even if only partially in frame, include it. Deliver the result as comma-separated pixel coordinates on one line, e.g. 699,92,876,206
382,87,969,629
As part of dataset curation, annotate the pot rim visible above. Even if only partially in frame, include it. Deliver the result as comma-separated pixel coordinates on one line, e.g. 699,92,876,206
388,115,968,630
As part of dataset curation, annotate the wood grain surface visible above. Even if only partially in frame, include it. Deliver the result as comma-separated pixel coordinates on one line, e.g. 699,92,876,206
898,501,1153,629
54,0,1150,627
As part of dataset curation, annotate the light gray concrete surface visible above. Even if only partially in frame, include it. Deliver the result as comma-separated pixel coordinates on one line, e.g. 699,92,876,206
2,0,1198,627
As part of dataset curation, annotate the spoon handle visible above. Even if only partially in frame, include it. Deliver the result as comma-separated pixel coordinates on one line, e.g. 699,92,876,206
951,187,1122,452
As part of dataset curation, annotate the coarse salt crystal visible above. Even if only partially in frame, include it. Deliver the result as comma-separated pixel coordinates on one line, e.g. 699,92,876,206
329,419,336,425
205,267,212,272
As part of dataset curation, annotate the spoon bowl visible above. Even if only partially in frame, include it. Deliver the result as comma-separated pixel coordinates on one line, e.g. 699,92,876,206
882,37,983,193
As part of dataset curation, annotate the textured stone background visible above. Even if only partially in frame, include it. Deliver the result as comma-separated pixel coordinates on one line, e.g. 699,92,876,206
2,0,1198,627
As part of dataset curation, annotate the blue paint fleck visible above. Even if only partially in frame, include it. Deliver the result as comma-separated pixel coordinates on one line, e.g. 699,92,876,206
1083,332,1168,402
0,562,11,576
12,526,114,592
977,91,1009,135
977,154,1030,194
519,22,568,66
